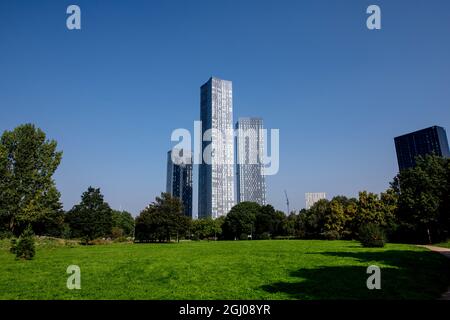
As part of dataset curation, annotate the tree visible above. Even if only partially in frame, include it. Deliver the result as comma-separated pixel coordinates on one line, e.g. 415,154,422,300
323,199,346,240
0,124,64,236
13,225,36,260
222,202,261,240
254,205,285,239
354,191,394,232
391,155,449,243
191,218,223,240
302,199,329,238
134,193,190,242
66,187,113,243
112,210,135,237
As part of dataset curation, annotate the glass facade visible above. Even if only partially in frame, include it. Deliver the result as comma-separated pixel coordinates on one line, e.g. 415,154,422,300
235,117,266,205
394,126,450,171
166,149,193,217
199,77,235,219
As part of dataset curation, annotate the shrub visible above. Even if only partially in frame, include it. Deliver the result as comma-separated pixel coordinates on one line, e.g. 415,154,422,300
359,223,386,248
0,230,14,239
322,230,341,240
9,238,17,254
111,227,124,239
239,233,249,240
259,232,271,240
15,226,36,260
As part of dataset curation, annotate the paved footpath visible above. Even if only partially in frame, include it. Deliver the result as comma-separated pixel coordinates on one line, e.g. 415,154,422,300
417,245,450,300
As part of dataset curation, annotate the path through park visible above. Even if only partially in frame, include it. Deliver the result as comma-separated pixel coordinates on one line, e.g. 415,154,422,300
418,245,450,300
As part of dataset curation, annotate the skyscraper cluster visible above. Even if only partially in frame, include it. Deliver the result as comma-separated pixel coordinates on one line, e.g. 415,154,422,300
167,77,267,219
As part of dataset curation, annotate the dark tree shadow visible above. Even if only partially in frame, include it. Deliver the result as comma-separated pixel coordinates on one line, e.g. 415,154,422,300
261,250,450,299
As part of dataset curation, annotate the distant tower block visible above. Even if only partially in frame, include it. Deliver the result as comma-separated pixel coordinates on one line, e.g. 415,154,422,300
305,192,327,210
235,117,266,205
166,148,193,217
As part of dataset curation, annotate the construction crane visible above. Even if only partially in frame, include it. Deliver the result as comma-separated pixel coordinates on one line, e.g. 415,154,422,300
284,190,290,215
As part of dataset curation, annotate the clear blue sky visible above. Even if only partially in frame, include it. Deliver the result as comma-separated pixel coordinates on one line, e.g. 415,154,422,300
1,0,450,216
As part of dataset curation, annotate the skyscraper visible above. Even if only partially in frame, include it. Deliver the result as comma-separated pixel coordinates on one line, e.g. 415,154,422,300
198,77,235,219
394,126,450,171
166,148,193,217
235,117,266,205
305,192,327,210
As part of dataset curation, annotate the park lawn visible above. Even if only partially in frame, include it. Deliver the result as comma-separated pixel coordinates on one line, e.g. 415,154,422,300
435,241,450,249
0,239,449,300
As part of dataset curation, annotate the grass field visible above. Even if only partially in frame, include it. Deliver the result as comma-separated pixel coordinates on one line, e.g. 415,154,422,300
435,241,450,249
1,239,449,300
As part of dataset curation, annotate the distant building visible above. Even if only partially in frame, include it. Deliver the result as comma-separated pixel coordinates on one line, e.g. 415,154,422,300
235,117,266,205
305,192,327,210
394,126,450,171
166,149,193,217
198,77,235,219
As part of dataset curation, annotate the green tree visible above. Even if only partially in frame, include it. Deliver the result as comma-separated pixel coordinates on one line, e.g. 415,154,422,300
0,124,64,236
13,225,36,260
355,192,389,228
323,199,347,240
191,218,222,240
66,187,113,243
222,202,261,240
391,155,449,243
112,210,135,237
134,193,190,242
254,205,286,239
302,199,329,238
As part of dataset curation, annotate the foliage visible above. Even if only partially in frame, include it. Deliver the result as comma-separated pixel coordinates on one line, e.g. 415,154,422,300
222,202,261,240
66,187,113,243
112,210,135,237
358,223,386,248
134,193,191,242
391,155,450,243
13,225,36,259
191,218,222,240
0,124,64,236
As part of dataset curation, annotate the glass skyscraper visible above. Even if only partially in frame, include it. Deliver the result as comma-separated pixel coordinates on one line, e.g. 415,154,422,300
198,77,235,219
235,117,266,205
166,149,193,217
394,126,450,171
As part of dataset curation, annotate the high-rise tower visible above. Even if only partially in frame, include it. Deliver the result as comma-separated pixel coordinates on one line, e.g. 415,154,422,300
235,117,266,205
166,149,193,217
198,77,235,219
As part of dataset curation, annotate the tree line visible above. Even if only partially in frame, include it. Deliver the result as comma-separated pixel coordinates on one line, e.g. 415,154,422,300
0,124,134,243
1,124,449,245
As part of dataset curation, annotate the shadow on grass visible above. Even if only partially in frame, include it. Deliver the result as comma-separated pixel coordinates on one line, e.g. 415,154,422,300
261,250,450,299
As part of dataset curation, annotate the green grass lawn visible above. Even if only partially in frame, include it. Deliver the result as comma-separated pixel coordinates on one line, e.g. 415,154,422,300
0,239,449,300
435,241,450,249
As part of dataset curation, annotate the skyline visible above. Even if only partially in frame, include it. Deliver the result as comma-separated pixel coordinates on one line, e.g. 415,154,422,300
1,0,450,215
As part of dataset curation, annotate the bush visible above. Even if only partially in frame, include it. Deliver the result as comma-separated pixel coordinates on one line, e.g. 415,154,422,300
322,230,341,240
111,227,124,239
239,233,249,240
258,232,271,240
14,226,35,260
0,230,14,239
9,238,17,254
359,223,386,248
